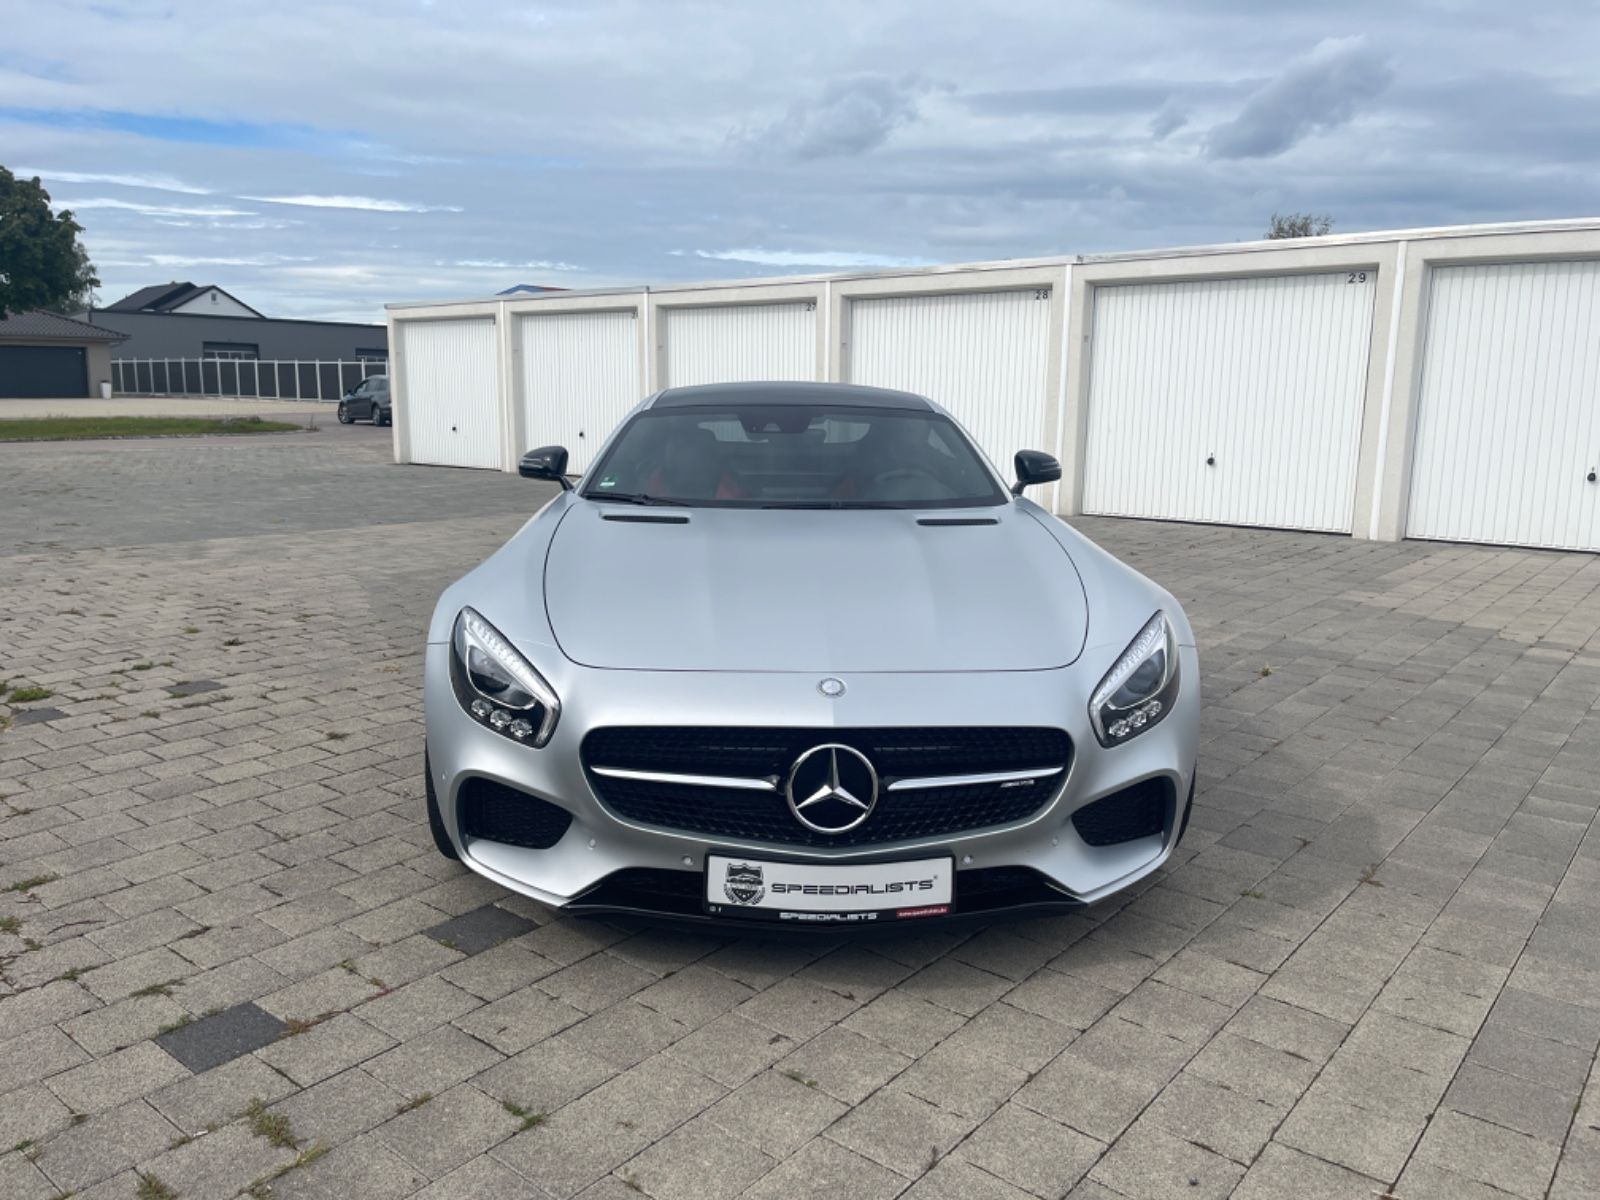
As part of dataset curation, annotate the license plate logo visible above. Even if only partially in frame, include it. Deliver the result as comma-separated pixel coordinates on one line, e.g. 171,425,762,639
721,862,766,905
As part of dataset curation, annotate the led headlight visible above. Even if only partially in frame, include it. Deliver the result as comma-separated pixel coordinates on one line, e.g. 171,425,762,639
1089,611,1179,748
450,607,560,746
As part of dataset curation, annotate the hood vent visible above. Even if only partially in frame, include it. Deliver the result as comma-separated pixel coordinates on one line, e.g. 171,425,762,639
601,513,690,524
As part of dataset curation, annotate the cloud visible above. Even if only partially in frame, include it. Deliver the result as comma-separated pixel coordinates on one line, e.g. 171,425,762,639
1206,36,1393,159
13,167,212,194
1150,102,1188,140
693,248,935,269
242,194,462,213
455,258,584,272
750,75,921,159
56,197,256,217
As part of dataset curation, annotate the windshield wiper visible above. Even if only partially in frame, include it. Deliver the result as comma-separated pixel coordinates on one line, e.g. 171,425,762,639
586,492,690,507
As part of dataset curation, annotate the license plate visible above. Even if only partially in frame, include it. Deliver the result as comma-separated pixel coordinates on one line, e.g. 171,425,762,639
705,854,953,923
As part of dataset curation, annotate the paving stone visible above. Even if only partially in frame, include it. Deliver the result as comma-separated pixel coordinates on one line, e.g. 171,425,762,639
269,1132,430,1200
270,1065,410,1145
1087,1119,1245,1199
955,1101,1104,1197
30,1099,182,1193
375,1082,521,1177
1276,1090,1427,1181
740,1135,905,1200
147,1053,298,1134
138,1119,298,1199
703,1069,847,1157
1412,1107,1561,1198
364,1022,504,1096
45,1041,189,1114
256,1012,397,1087
775,1025,911,1105
827,1088,977,1178
1234,1142,1387,1200
154,1000,287,1073
622,1115,777,1200
425,903,538,955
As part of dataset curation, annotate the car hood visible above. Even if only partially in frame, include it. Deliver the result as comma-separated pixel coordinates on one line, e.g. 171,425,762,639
543,503,1089,672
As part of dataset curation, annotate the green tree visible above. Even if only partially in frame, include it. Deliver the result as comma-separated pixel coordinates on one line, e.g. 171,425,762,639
1266,212,1334,240
0,166,100,317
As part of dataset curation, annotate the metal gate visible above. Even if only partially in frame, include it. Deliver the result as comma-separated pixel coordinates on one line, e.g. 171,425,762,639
660,303,815,387
1083,272,1377,532
847,289,1054,476
399,318,501,469
1407,260,1600,551
518,310,640,473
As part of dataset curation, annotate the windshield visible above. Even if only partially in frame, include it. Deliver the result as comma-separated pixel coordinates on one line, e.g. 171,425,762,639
582,405,1006,508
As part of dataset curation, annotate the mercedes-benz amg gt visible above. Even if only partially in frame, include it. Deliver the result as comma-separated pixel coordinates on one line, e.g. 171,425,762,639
422,381,1198,927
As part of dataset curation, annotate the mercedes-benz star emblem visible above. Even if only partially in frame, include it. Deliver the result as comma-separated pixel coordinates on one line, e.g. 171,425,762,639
817,677,846,698
785,744,878,835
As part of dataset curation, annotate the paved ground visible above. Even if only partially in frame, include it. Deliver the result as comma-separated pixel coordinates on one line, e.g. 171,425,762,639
2,428,1599,1200
0,397,337,421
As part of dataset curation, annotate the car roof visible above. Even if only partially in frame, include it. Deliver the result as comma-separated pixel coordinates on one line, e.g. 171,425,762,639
648,381,932,411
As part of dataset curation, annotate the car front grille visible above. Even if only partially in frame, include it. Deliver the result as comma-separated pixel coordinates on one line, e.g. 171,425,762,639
458,777,573,850
582,725,1072,848
1070,777,1171,846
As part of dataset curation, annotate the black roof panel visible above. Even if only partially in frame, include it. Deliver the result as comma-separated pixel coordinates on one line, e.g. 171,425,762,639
650,381,932,411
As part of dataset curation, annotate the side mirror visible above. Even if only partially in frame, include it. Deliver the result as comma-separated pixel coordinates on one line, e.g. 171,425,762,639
519,445,572,489
1011,450,1061,496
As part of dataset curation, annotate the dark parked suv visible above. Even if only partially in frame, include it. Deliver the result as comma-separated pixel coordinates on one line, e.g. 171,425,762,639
338,375,390,426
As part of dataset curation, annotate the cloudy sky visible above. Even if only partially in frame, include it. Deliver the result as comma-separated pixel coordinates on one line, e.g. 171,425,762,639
4,1,1596,322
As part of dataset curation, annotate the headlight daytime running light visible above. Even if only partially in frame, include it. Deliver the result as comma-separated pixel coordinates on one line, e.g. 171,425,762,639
1089,611,1179,748
450,607,560,746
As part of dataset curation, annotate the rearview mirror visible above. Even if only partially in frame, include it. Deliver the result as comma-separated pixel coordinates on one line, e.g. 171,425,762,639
1011,450,1061,496
519,445,572,489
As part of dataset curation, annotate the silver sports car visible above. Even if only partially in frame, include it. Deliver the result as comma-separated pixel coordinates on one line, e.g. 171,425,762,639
423,382,1198,927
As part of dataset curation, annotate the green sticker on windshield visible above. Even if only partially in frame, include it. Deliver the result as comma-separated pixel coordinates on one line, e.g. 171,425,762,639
598,475,618,488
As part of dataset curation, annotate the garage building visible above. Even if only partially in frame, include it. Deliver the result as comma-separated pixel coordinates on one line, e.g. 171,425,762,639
0,310,126,398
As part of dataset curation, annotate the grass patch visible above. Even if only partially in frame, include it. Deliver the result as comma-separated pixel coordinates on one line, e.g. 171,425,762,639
135,1170,178,1200
223,637,243,647
141,709,161,719
396,1093,432,1114
1240,888,1265,900
324,731,348,741
131,979,182,998
0,915,20,936
179,692,229,708
502,1100,546,1131
156,1014,194,1036
1359,863,1384,887
2,874,58,893
6,686,52,703
244,1098,298,1149
780,1069,818,1088
0,416,301,443
183,625,200,635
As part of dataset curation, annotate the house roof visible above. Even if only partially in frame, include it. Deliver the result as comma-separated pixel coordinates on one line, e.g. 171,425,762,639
105,282,263,316
0,310,128,343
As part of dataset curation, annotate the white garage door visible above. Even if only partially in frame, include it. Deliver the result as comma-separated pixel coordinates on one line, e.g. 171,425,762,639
661,302,815,387
1407,260,1600,552
848,290,1053,476
1083,272,1377,532
400,318,502,469
519,310,640,474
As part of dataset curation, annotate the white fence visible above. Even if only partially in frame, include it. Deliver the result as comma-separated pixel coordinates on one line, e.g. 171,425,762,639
111,358,386,402
386,219,1600,552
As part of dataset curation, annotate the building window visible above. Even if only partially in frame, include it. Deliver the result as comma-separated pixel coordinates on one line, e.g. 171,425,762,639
354,347,388,362
203,342,260,360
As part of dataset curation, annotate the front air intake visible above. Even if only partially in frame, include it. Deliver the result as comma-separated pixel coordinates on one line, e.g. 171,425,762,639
458,777,572,850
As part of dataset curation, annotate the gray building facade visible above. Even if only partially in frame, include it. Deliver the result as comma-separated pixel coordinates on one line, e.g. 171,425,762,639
84,309,387,362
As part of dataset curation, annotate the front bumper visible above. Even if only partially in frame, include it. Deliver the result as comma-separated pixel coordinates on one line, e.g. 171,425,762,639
423,643,1200,924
